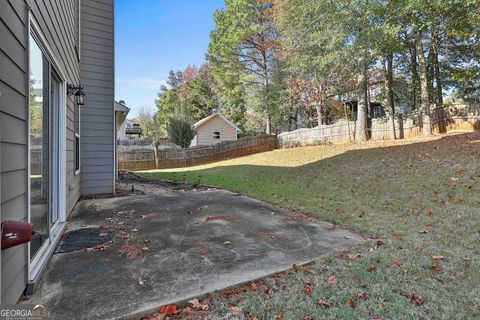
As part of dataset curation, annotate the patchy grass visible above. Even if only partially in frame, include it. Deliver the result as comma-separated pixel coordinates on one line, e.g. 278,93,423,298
140,133,480,319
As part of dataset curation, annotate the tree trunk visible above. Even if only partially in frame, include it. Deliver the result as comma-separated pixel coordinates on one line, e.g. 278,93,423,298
293,108,298,130
415,29,432,136
383,53,396,140
431,25,443,105
261,49,272,135
266,114,272,134
409,44,419,110
153,144,160,169
315,103,323,126
356,72,368,142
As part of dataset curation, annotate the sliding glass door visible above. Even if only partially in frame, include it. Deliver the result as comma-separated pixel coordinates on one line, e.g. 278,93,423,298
29,34,62,260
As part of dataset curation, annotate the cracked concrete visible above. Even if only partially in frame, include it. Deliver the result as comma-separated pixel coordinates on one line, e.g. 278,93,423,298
28,186,365,319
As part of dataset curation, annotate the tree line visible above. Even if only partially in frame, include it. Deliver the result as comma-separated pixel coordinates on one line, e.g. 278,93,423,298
151,0,478,143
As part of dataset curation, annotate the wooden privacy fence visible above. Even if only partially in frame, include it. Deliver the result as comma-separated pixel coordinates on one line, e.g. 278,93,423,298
118,135,277,171
278,103,480,148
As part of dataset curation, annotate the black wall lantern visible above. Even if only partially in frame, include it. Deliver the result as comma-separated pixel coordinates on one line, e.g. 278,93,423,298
68,83,85,106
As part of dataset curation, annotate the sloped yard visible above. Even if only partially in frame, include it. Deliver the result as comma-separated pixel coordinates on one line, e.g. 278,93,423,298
140,133,480,319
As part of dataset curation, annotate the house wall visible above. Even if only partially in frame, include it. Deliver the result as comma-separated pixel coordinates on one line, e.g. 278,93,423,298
80,0,115,195
116,113,128,141
196,115,237,146
0,0,82,303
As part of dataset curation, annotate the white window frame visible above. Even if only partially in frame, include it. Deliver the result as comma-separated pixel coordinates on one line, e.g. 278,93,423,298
213,131,221,140
28,15,67,283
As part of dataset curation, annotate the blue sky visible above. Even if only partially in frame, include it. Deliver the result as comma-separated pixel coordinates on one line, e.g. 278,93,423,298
115,0,224,118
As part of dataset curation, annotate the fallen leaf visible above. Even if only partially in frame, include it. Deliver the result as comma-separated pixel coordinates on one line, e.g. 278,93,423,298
427,211,434,217
394,259,403,267
230,305,241,315
430,265,442,271
432,256,444,261
347,299,356,308
99,232,108,237
138,277,145,285
302,265,318,275
367,264,377,272
304,281,314,297
409,294,424,305
265,288,275,296
463,258,472,261
250,282,257,291
277,313,283,320
393,232,403,239
159,304,177,315
358,292,369,300
188,299,201,310
317,299,331,308
327,275,338,285
347,253,361,260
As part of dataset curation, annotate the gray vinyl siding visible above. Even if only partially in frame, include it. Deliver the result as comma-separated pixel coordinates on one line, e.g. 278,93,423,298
26,0,81,215
0,0,82,303
0,0,29,304
80,0,115,195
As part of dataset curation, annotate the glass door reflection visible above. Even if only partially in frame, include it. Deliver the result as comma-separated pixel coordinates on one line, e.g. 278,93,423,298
29,35,51,259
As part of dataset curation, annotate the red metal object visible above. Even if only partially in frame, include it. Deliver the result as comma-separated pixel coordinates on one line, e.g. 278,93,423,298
1,221,34,250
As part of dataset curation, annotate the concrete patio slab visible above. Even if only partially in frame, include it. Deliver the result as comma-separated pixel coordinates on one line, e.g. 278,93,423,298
28,187,365,319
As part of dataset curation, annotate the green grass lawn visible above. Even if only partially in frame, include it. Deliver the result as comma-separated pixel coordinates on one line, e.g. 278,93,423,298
139,134,480,319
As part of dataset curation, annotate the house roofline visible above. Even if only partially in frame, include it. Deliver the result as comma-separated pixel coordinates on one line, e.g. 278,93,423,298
194,112,240,132
114,101,130,113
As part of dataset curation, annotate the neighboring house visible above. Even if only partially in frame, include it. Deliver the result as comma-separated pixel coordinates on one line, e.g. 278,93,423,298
0,0,114,303
115,100,131,141
125,120,142,137
334,69,411,119
191,111,240,147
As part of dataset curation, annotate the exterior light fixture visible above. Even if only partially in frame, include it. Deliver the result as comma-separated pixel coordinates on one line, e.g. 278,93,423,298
68,83,85,106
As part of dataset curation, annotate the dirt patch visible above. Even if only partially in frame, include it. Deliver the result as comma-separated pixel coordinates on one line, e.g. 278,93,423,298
204,215,240,223
118,243,150,260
